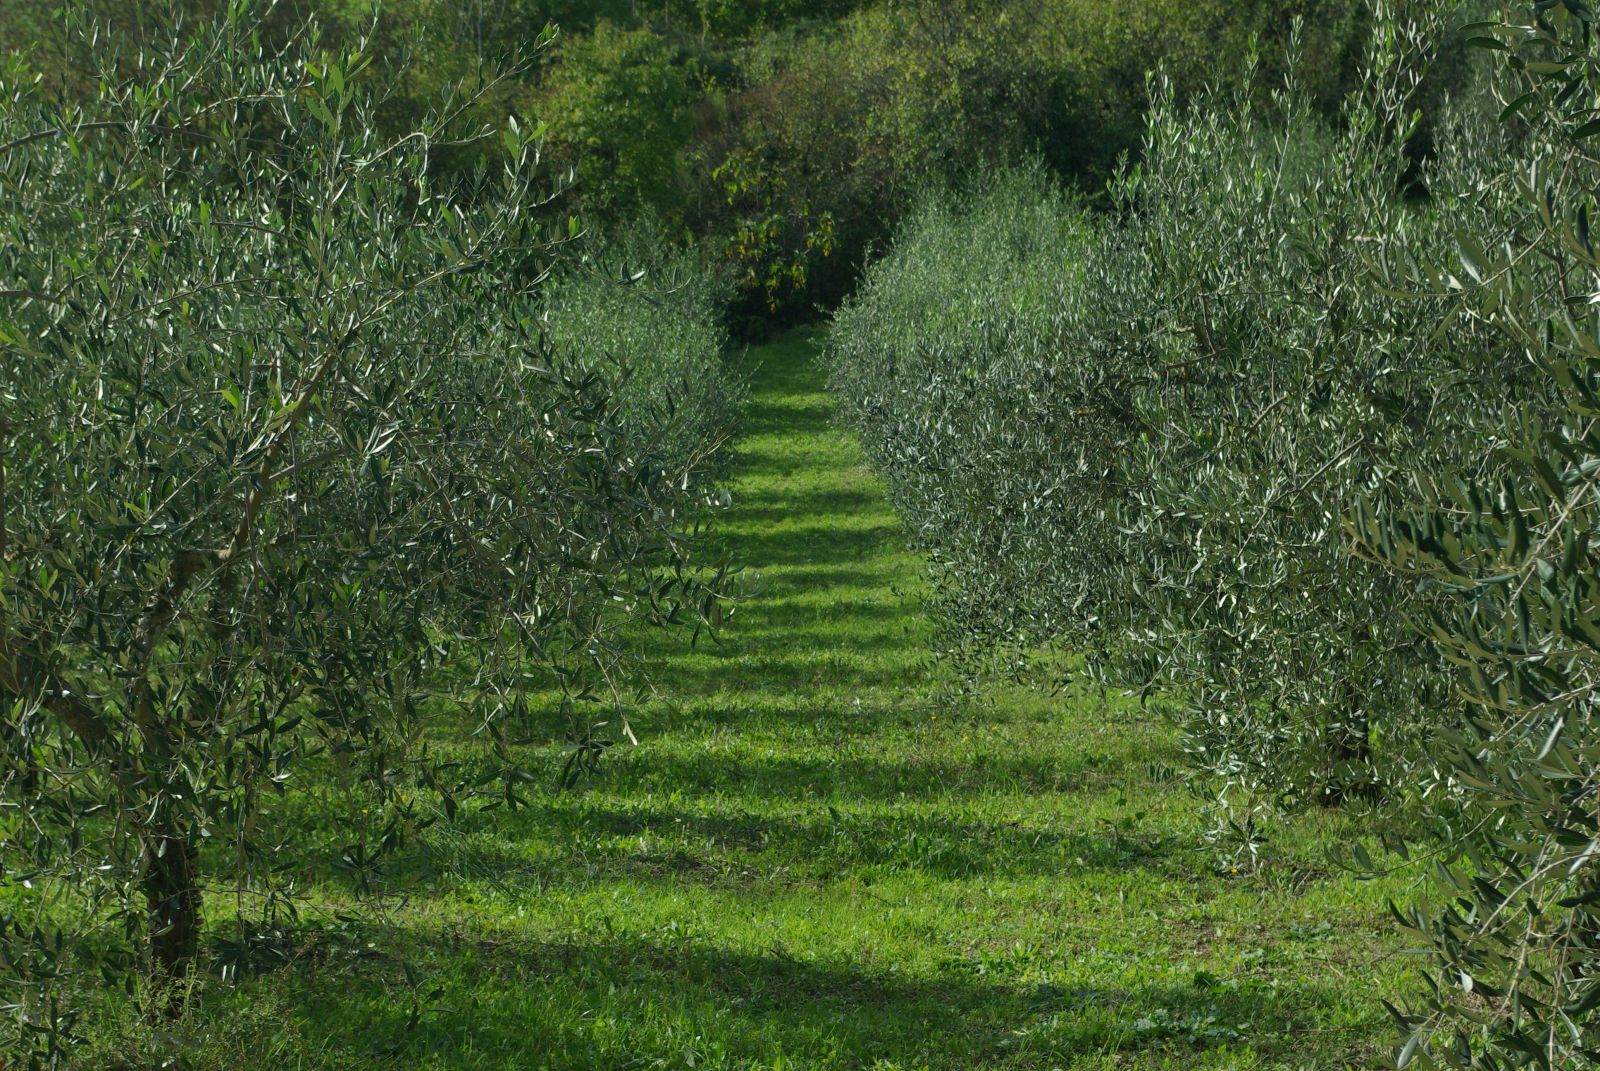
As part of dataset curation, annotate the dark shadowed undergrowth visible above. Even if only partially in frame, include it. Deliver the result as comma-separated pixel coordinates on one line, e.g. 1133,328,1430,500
86,331,1417,1070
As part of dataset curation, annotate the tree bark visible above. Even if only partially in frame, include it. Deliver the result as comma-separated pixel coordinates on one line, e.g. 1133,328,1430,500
1321,709,1377,805
142,821,201,1003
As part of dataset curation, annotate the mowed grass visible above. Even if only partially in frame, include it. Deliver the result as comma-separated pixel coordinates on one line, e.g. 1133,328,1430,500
101,330,1420,1070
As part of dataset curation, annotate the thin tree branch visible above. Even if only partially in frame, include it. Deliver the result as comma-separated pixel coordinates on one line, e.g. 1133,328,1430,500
0,635,113,750
0,289,61,304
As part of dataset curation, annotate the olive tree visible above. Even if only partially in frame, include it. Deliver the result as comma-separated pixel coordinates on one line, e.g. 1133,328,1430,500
0,0,735,1046
1354,2,1600,1065
828,8,1509,842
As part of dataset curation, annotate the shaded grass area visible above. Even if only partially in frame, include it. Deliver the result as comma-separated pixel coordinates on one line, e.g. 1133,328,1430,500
96,330,1417,1069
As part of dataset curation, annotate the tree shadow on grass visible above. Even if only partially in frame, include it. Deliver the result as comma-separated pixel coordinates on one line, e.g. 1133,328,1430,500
730,484,886,512
714,523,905,567
268,923,1374,1070
386,796,1197,891
733,400,844,435
595,749,1139,805
632,599,923,666
642,619,919,662
641,650,925,698
732,562,904,589
710,595,911,628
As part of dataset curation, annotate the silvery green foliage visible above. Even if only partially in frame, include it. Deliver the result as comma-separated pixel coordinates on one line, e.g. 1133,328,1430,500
1353,3,1600,1065
829,10,1523,837
0,4,735,1057
543,236,744,479
827,168,1116,672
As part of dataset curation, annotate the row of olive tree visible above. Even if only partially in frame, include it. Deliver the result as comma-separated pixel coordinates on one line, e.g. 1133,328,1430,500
1353,2,1600,1065
830,7,1516,838
830,1,1600,1063
0,2,738,1059
541,229,745,476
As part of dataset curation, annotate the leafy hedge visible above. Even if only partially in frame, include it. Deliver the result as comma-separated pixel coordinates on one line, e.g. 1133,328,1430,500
828,13,1524,836
542,235,744,477
0,6,739,1058
835,2,1600,1064
1352,5,1600,1065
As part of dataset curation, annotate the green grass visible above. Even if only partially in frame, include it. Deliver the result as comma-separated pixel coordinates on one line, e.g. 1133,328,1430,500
98,329,1419,1070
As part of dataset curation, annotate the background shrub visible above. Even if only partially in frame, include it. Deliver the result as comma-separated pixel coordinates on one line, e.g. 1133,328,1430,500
541,21,699,220
680,0,1378,324
542,232,744,476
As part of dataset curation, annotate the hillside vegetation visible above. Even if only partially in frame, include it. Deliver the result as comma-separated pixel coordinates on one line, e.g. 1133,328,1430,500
8,1,1600,1069
0,0,1377,325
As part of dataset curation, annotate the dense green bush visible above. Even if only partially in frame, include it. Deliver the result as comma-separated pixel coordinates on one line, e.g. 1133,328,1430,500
1353,4,1600,1065
825,167,1101,661
1014,0,1369,183
682,0,1375,323
541,21,699,220
542,234,743,475
829,11,1523,838
0,5,736,1059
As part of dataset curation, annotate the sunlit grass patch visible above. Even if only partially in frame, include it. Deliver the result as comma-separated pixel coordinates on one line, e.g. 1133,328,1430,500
83,330,1417,1070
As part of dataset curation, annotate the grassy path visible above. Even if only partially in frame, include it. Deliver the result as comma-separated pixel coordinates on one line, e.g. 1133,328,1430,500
200,331,1408,1069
